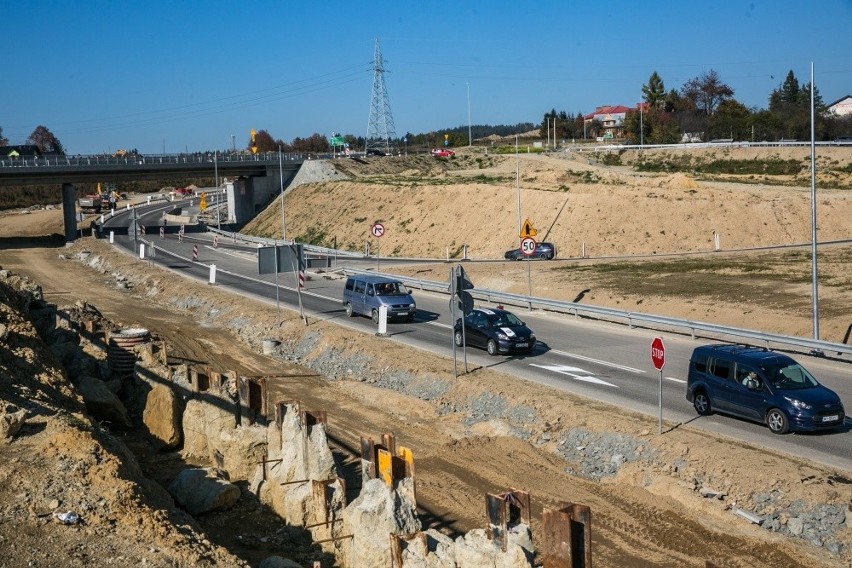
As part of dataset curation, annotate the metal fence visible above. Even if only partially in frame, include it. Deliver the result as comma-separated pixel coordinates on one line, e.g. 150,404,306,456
341,268,852,358
0,152,305,169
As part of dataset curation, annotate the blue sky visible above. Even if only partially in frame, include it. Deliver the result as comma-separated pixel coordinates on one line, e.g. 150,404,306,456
2,1,851,154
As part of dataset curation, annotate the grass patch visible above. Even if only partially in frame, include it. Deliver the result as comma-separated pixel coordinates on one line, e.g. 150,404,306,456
295,226,328,246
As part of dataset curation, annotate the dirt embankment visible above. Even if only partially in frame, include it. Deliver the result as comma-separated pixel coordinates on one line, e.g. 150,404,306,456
0,202,850,567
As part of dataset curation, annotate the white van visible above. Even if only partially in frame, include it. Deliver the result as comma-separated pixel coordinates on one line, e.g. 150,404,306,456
342,275,416,323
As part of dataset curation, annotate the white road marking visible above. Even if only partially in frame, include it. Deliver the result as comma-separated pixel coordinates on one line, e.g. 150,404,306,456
665,376,686,383
530,364,619,388
550,349,645,374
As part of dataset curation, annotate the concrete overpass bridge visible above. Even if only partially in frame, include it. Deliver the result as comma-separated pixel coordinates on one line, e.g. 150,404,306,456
0,152,305,241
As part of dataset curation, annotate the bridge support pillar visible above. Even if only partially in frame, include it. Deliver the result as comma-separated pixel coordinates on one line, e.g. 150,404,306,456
62,183,77,243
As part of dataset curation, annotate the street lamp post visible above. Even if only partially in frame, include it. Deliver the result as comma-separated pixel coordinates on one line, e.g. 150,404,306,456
279,147,287,242
809,61,820,341
515,135,521,242
467,83,472,147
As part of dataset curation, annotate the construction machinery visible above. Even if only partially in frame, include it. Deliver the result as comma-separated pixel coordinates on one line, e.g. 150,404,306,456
78,183,123,214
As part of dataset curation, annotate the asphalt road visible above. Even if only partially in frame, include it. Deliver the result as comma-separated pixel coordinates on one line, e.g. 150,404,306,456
102,201,852,472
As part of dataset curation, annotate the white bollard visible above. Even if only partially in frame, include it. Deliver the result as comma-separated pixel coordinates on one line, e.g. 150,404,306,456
377,305,388,336
147,196,151,205
209,264,217,285
139,243,145,259
109,231,114,244
126,204,130,211
100,214,104,224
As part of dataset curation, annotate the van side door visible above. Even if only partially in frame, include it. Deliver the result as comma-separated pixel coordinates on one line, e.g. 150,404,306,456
364,283,378,315
729,364,766,420
707,357,735,412
352,279,367,315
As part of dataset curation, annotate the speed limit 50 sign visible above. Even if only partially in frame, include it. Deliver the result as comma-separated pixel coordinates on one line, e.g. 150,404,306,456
520,237,537,256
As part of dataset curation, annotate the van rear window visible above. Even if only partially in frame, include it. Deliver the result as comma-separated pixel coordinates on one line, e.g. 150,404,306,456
693,358,707,373
345,279,354,292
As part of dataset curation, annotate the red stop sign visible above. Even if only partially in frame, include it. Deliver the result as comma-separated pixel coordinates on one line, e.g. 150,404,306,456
651,337,665,370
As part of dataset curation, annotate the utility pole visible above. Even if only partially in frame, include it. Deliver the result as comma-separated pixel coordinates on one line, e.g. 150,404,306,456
515,135,521,242
467,82,472,147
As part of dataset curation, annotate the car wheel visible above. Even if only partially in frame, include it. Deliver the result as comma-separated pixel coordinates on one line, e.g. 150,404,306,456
345,303,354,317
766,408,789,434
538,253,547,259
406,314,415,323
692,390,712,416
486,339,498,356
454,330,463,347
371,309,379,324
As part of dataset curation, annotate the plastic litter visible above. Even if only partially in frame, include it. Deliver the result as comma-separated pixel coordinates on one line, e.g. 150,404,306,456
54,511,80,525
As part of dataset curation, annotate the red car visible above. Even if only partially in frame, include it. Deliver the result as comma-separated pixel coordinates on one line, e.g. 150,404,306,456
431,148,455,158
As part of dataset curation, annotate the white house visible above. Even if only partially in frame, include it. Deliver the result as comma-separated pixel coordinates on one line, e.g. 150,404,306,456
827,95,852,116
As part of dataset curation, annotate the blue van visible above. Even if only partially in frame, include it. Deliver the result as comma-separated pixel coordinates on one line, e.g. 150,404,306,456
343,275,416,324
686,344,845,434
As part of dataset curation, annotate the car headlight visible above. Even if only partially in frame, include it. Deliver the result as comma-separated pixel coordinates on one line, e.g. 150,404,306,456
496,332,509,340
409,303,415,309
784,397,812,410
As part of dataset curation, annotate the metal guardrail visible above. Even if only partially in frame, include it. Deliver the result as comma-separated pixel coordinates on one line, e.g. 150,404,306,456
0,152,306,169
205,228,365,257
341,268,852,358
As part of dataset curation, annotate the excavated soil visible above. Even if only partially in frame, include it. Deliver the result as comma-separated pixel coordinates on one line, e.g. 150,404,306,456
1,145,852,568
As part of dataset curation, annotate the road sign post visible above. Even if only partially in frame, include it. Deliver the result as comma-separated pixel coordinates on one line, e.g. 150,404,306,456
371,222,384,271
651,337,666,434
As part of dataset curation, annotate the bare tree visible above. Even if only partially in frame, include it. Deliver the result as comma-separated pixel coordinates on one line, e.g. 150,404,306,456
0,126,8,146
252,130,277,153
26,125,64,154
681,70,734,115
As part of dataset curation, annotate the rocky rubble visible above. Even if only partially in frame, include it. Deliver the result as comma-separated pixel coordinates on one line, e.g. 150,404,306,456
68,247,852,561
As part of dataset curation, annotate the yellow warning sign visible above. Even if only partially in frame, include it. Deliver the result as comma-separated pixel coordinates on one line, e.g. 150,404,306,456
199,192,207,212
520,218,537,238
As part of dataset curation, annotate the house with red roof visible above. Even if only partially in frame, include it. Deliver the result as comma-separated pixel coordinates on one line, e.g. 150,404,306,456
583,105,634,139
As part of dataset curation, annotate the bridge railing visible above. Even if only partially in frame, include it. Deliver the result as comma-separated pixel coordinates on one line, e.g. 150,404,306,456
341,267,852,358
0,152,305,168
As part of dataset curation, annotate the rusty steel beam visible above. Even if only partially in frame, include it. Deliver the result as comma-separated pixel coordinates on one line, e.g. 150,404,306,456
542,502,592,568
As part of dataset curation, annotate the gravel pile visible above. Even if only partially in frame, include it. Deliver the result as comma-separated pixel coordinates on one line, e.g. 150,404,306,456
751,492,848,555
555,428,657,480
462,392,537,437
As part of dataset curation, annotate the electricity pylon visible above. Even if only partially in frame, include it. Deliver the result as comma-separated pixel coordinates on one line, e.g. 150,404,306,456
365,38,397,155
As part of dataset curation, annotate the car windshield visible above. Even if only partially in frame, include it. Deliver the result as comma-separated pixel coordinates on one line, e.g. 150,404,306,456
763,363,819,390
488,312,524,327
375,282,409,296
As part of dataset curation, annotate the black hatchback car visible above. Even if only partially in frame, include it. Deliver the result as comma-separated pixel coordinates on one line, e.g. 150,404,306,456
504,242,556,260
454,307,536,355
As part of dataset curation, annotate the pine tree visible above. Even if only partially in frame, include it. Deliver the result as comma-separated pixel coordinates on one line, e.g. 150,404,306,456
642,72,666,109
